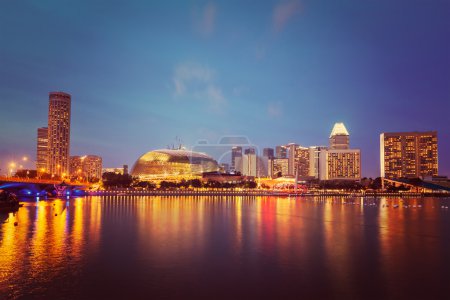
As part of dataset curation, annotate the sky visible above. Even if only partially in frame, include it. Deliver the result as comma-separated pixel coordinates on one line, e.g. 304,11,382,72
0,0,449,178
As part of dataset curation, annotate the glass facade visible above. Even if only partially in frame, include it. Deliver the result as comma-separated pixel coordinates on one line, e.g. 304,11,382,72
131,149,219,180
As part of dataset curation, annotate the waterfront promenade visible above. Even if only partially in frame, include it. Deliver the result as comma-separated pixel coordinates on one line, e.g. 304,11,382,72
87,189,449,198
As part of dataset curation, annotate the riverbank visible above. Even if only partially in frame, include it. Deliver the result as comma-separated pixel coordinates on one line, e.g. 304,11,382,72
86,189,450,198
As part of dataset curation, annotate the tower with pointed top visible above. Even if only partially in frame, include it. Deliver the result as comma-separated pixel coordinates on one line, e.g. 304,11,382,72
329,122,350,150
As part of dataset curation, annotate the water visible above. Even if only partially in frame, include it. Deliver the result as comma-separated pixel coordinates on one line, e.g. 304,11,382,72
1,196,450,299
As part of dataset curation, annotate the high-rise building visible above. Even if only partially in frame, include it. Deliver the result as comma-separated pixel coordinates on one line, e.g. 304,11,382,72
380,131,438,179
242,148,257,176
287,143,298,175
263,148,274,158
36,127,48,172
326,149,361,180
231,146,242,173
329,122,350,150
47,92,71,176
268,158,289,178
308,146,327,179
70,155,103,181
319,123,361,180
275,145,287,159
69,156,83,176
287,144,310,177
259,148,274,177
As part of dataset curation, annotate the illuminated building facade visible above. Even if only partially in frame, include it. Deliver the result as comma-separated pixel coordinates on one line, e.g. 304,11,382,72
287,143,310,176
102,167,125,175
131,149,219,180
325,123,361,180
326,149,361,180
47,92,71,176
268,158,289,178
70,155,103,180
329,122,350,149
380,131,438,179
275,145,287,159
308,123,361,180
36,127,48,172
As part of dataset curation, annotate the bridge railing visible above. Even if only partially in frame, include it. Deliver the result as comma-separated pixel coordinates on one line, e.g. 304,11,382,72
0,176,75,185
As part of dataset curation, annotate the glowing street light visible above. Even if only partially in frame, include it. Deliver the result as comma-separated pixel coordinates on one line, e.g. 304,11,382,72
9,162,16,177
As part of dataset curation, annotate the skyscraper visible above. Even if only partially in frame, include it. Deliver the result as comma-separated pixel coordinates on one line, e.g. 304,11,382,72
231,146,242,173
36,127,48,172
268,158,289,178
380,131,438,179
47,92,71,177
287,143,310,176
275,145,287,159
329,122,350,150
321,123,361,180
263,148,274,158
242,148,256,176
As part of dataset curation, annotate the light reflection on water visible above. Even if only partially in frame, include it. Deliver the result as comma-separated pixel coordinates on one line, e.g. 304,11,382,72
1,196,450,299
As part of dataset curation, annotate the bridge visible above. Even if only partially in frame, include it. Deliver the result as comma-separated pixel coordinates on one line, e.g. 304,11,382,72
0,176,90,197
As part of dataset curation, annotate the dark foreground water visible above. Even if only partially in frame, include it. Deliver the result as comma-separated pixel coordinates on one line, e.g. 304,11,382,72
1,196,450,299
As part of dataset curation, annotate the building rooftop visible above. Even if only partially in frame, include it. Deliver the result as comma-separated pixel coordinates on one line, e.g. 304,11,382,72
330,122,349,138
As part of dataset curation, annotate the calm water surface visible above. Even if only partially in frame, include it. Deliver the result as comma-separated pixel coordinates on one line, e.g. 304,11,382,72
1,196,450,299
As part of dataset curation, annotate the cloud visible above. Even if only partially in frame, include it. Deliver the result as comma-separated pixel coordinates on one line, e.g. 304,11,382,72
273,0,302,32
193,2,217,36
173,63,213,96
267,101,283,118
172,63,227,112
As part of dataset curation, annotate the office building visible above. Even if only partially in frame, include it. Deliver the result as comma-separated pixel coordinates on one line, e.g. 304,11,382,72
326,149,361,180
329,122,350,150
36,127,48,172
308,146,327,179
231,146,243,173
47,92,71,176
275,145,287,159
70,155,103,181
318,123,361,180
263,148,274,158
287,143,310,177
380,131,438,179
242,148,257,177
268,158,289,178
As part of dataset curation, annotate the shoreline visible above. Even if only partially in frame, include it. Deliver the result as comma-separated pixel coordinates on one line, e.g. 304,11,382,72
86,190,450,198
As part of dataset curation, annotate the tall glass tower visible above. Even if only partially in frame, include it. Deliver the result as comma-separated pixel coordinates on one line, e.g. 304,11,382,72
47,92,71,177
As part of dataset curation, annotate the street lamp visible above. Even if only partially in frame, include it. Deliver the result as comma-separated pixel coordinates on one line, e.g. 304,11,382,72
9,162,16,177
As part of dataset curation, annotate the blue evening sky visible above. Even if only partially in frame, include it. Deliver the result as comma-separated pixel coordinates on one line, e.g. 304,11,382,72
1,0,449,177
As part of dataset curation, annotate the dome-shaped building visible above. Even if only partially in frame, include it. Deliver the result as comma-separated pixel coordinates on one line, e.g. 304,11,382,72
131,149,219,180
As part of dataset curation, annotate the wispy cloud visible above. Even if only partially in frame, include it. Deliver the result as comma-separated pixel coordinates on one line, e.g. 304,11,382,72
173,63,227,112
273,0,302,32
193,2,217,36
267,101,283,118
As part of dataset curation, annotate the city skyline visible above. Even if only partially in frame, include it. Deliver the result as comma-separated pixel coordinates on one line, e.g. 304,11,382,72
1,0,449,177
